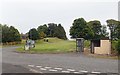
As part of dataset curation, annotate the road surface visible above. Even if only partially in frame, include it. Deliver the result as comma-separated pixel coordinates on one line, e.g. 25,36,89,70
1,46,119,74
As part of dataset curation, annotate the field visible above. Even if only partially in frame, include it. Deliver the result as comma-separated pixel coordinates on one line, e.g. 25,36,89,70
16,38,76,53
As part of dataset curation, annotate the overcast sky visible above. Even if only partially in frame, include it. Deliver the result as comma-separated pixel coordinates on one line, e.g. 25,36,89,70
0,0,119,39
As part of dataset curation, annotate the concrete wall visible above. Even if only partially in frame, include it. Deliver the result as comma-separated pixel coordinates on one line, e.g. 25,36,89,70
94,40,111,54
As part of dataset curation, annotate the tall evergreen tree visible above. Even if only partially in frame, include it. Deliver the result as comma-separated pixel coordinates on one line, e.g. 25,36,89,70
28,28,39,40
48,23,57,37
54,24,67,40
37,23,67,40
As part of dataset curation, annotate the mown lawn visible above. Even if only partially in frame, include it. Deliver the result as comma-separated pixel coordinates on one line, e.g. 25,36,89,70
16,38,76,53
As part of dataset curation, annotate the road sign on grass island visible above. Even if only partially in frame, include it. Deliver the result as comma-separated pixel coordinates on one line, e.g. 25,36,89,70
24,39,35,50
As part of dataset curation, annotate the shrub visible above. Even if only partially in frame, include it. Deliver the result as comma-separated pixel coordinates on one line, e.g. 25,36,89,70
116,39,120,55
111,41,118,55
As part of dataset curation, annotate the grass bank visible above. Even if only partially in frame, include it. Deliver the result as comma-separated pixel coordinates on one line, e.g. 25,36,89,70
16,38,118,59
16,38,76,53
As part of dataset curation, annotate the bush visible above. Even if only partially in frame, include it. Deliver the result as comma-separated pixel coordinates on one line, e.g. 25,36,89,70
84,40,90,48
111,41,118,54
117,39,120,55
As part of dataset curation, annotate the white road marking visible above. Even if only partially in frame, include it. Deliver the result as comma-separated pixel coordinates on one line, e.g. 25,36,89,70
29,69,42,73
28,65,34,67
40,68,47,71
54,67,63,70
61,71,70,73
28,65,91,74
44,67,51,69
67,69,75,71
73,72,80,74
79,70,88,73
36,66,42,68
91,71,101,74
49,69,58,72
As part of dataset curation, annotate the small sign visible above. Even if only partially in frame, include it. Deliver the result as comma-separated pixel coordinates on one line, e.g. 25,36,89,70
25,45,29,50
24,39,35,50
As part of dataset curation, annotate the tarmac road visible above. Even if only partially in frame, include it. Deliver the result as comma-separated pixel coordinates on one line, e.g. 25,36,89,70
1,46,119,74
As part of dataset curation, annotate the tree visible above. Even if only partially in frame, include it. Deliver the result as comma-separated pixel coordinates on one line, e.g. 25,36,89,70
87,20,102,40
28,28,39,40
14,28,21,42
2,25,9,43
54,24,67,40
2,25,21,43
39,31,46,39
8,26,21,42
37,23,67,40
0,24,2,43
100,25,109,38
37,24,48,37
116,21,120,39
48,23,57,37
83,26,94,40
106,19,119,52
106,19,119,40
70,18,88,39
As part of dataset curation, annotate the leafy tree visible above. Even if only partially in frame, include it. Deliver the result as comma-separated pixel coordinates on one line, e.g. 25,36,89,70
2,25,21,43
54,24,67,40
116,21,120,39
8,26,21,42
2,25,10,43
39,31,46,39
37,24,48,37
87,20,102,40
83,26,94,40
106,19,119,52
28,28,39,40
14,28,21,42
70,18,88,39
0,24,2,43
100,25,109,38
106,19,119,40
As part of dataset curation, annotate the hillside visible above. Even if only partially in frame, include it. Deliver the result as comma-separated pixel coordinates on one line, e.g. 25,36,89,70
17,38,76,53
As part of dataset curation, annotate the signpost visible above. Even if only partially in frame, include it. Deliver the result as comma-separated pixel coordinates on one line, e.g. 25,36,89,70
24,39,35,50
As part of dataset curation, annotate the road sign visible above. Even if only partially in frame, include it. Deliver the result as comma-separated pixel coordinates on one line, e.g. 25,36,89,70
24,39,35,50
